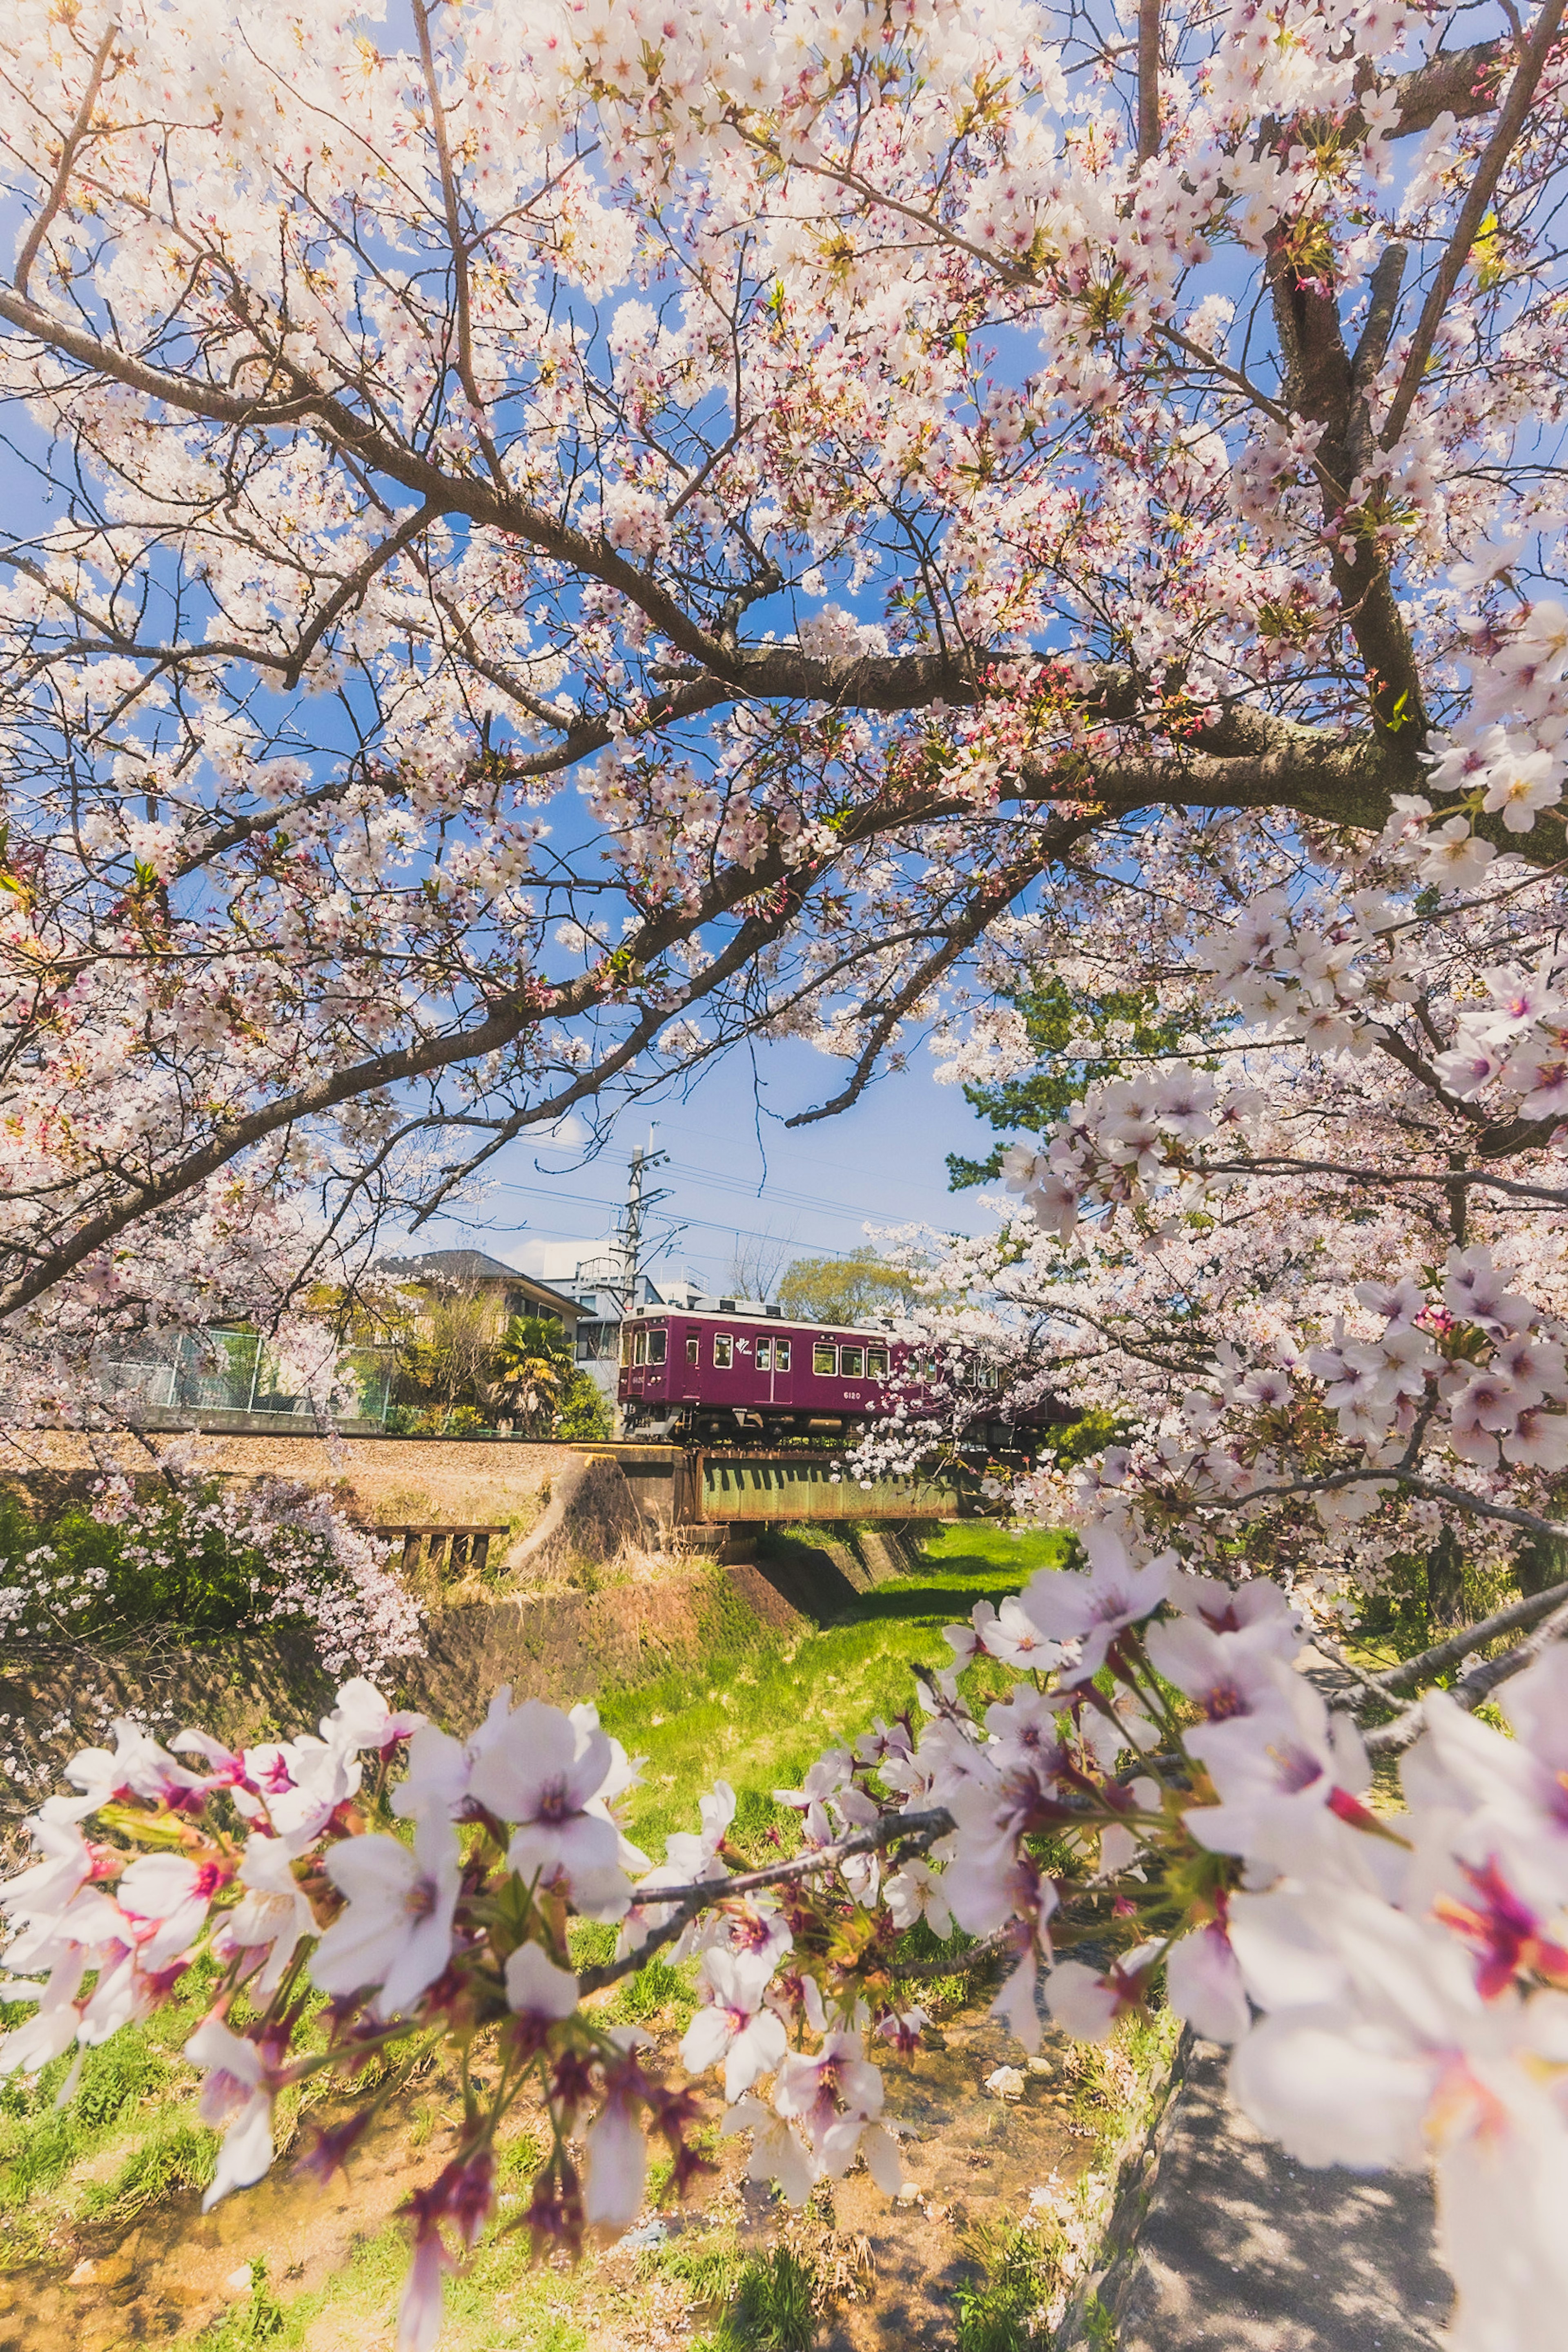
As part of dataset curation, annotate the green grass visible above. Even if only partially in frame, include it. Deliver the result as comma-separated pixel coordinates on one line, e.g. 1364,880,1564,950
189,2212,602,2352
953,2223,1058,2352
601,1523,1066,1853
700,2245,820,2351
640,2225,745,2308
0,1958,223,2265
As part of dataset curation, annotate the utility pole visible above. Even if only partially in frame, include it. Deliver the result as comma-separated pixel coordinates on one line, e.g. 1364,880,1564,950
618,1137,669,1307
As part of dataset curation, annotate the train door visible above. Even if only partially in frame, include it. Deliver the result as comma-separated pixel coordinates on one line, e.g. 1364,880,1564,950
768,1333,794,1409
678,1319,702,1401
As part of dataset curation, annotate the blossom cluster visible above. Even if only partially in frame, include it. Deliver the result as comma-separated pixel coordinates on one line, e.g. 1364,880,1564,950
3,1540,1565,2348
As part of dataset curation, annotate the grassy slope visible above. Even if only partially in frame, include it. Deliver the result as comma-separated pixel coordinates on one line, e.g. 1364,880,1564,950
601,1524,1066,1856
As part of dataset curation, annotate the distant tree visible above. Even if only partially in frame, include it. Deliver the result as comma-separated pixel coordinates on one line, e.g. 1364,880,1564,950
724,1231,795,1302
946,973,1196,1189
394,1285,498,1422
775,1248,917,1329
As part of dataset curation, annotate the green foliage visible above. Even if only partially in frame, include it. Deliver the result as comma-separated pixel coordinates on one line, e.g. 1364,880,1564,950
493,1313,577,1435
775,1247,919,1327
557,1367,612,1440
945,970,1199,1188
707,2247,819,2351
953,2225,1057,2352
1350,1538,1526,1662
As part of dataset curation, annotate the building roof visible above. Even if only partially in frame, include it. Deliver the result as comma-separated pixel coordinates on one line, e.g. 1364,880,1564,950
378,1251,582,1320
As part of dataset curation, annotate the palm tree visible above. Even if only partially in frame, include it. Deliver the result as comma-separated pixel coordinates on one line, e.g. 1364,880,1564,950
492,1315,576,1435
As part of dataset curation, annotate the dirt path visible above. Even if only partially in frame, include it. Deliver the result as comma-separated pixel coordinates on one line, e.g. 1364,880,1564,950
0,1999,1125,2352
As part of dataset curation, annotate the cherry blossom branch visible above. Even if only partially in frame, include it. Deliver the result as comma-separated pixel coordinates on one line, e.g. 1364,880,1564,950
1363,1573,1568,1697
576,1806,958,1993
1195,1158,1568,1204
1364,1589,1568,1750
12,20,120,302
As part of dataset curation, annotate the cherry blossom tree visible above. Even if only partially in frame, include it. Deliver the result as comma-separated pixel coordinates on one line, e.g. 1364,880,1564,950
0,0,1562,1393
7,2,1568,2342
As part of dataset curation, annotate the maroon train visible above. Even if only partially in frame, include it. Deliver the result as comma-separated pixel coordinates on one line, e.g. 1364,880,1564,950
617,1300,1034,1451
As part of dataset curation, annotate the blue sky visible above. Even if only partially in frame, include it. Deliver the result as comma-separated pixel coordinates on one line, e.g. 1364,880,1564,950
404,1030,1009,1294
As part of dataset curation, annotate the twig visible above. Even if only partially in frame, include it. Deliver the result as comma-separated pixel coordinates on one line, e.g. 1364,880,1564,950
576,1806,958,1993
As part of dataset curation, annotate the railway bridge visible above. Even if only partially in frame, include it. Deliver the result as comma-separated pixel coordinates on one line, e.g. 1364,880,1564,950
579,1441,980,1545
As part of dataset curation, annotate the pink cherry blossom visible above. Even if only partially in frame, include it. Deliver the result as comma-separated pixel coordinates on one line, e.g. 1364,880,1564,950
311,1814,461,2020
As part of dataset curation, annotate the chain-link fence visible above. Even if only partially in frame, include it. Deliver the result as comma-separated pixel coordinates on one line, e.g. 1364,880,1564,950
93,1330,396,1424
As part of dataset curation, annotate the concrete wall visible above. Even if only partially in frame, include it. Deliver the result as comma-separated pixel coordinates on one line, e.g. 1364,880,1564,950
0,1428,578,1528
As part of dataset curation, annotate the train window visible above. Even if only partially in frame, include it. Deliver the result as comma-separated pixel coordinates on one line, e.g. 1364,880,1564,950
976,1362,998,1389
840,1345,864,1378
813,1342,836,1376
633,1328,647,1366
867,1347,887,1378
648,1329,667,1365
714,1333,733,1368
775,1339,791,1371
686,1335,700,1364
620,1328,633,1367
755,1338,771,1371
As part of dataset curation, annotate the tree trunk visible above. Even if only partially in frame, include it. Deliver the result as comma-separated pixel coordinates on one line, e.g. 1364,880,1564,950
1426,1527,1464,1630
1515,1529,1568,1597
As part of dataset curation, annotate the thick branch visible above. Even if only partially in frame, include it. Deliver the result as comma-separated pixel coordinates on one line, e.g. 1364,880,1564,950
1381,0,1568,452
1137,0,1161,162
1364,1588,1568,1752
1365,1573,1568,1695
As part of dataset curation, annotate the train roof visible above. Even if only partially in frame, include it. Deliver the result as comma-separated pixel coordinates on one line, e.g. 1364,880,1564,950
624,1300,902,1343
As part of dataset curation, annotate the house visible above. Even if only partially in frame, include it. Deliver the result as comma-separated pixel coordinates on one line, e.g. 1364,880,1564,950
376,1249,584,1341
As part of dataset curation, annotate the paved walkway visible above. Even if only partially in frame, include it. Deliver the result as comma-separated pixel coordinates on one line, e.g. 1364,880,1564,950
1098,2047,1450,2351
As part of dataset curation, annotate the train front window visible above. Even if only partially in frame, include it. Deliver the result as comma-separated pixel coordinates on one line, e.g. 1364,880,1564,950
813,1342,836,1376
755,1338,771,1371
775,1340,791,1371
686,1335,700,1364
713,1333,733,1368
840,1346,864,1378
633,1329,647,1366
648,1329,667,1365
867,1347,888,1378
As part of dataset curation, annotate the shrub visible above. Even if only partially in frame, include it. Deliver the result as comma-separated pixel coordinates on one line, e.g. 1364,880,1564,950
557,1370,612,1440
0,1461,421,1673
